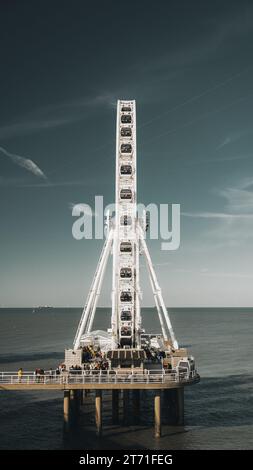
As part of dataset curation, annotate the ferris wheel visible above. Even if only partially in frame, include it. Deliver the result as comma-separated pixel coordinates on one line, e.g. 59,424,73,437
73,100,178,351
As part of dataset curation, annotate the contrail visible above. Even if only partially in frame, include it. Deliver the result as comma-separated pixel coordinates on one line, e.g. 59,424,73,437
0,146,48,179
144,92,253,145
139,66,252,130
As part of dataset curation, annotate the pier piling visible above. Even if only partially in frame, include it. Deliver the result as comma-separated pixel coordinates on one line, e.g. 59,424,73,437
176,388,184,425
95,390,102,436
112,390,119,424
154,392,161,438
163,387,184,425
132,390,140,423
123,390,130,424
63,390,70,432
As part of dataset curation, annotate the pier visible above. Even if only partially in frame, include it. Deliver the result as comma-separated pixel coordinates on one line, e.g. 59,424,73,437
0,369,199,437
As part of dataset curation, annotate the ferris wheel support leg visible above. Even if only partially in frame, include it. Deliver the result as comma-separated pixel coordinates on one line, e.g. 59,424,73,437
111,229,119,349
87,235,113,333
147,270,168,341
73,229,114,350
135,237,142,348
139,231,178,350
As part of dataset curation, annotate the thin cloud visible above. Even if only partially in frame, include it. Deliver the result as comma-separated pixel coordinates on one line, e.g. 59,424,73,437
216,182,253,214
18,180,84,188
200,270,253,280
153,262,171,267
140,67,252,130
185,177,253,218
136,4,253,77
144,92,253,146
185,153,251,165
182,211,253,220
170,266,253,279
0,117,76,140
0,92,117,140
216,129,252,150
184,177,253,248
216,136,232,150
238,176,253,190
0,146,47,180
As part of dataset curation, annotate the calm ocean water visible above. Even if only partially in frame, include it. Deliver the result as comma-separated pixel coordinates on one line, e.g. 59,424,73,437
0,307,252,450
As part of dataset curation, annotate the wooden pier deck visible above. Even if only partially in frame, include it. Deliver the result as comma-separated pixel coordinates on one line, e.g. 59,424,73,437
0,370,200,391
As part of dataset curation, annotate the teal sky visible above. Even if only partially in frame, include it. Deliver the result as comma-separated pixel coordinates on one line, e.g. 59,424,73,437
1,0,253,307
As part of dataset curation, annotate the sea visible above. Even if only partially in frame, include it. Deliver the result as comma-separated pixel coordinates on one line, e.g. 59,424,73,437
0,307,252,450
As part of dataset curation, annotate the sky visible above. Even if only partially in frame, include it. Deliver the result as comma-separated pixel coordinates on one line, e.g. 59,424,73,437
0,0,253,307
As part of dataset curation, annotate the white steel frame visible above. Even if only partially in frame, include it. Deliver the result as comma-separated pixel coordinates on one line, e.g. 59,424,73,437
73,100,178,351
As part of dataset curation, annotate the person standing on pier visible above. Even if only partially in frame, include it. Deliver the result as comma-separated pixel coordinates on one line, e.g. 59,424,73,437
17,368,23,383
61,368,68,384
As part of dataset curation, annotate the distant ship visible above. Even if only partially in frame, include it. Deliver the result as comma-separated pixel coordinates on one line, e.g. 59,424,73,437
32,305,53,313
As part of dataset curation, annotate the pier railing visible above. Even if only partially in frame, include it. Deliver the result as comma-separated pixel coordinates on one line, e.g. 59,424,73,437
0,369,198,385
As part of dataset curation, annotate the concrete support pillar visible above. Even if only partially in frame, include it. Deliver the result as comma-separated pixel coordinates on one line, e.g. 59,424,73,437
163,387,184,425
112,390,119,424
123,390,130,424
70,389,75,407
163,389,169,404
132,390,140,423
63,390,70,432
154,392,161,438
95,390,102,436
76,390,81,412
177,388,184,425
69,389,80,423
163,389,172,422
164,389,175,424
71,389,76,410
